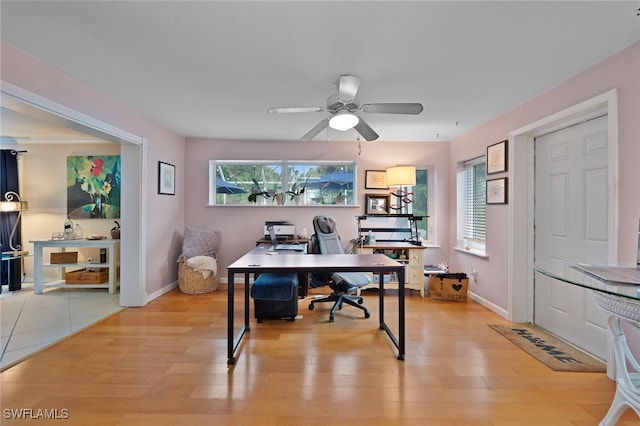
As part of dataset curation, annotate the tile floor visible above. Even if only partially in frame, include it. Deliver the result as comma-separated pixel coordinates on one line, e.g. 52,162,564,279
0,282,121,370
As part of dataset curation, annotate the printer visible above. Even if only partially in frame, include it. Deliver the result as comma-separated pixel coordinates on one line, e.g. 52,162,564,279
264,221,296,240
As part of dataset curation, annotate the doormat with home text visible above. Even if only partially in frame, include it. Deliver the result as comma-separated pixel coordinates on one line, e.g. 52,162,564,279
488,324,606,372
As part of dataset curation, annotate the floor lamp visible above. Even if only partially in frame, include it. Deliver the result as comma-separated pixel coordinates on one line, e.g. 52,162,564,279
0,191,28,252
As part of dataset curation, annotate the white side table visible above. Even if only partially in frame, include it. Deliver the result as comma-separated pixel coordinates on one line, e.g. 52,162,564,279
535,261,640,425
30,239,120,294
592,293,640,425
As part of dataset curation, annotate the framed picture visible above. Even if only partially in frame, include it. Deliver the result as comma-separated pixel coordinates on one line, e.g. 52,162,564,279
486,139,508,174
66,155,121,219
158,161,175,195
486,177,507,204
365,170,388,189
365,194,390,215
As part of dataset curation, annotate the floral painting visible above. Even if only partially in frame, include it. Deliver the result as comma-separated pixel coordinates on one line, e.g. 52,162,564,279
67,155,121,219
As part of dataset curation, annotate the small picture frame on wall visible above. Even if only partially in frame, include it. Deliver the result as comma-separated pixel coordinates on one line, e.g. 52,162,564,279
486,177,507,204
158,161,175,195
365,170,388,189
365,194,390,215
486,139,508,174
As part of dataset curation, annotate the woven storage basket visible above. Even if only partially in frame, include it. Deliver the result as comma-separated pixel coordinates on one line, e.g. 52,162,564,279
178,259,219,294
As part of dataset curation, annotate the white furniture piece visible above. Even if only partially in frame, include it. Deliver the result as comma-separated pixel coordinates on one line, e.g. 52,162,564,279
592,293,640,426
535,262,640,425
30,239,120,294
356,242,426,297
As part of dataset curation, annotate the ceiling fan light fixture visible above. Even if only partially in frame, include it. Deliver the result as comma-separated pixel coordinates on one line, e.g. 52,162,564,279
329,110,359,131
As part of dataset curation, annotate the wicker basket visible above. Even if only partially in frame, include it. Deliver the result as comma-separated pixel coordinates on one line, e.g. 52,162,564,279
178,259,219,294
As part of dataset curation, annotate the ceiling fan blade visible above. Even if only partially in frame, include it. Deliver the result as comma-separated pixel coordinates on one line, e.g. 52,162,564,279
361,103,424,115
353,118,379,141
300,118,330,141
268,107,324,114
337,74,361,104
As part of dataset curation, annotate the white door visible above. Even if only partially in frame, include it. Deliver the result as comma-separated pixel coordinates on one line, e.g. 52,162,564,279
534,115,609,360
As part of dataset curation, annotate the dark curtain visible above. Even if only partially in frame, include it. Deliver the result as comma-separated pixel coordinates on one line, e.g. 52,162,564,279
1,149,20,287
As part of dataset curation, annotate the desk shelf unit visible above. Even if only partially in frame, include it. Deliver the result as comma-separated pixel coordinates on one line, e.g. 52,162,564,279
355,215,426,297
30,239,120,294
356,214,425,246
356,242,426,297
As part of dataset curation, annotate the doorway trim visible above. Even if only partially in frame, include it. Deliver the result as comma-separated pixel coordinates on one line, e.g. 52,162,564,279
1,81,148,307
507,89,618,323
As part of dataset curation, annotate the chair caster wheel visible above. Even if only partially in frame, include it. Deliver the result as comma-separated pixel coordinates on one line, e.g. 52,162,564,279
364,312,371,319
329,316,334,322
308,304,315,310
358,299,364,305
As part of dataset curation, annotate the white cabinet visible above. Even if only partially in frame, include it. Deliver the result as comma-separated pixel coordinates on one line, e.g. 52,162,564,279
356,242,425,297
30,239,120,294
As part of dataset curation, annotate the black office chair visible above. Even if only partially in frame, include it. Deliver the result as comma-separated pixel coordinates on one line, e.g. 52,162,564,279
308,215,371,322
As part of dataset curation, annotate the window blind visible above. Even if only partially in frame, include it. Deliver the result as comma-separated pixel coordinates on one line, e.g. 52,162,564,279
463,156,486,242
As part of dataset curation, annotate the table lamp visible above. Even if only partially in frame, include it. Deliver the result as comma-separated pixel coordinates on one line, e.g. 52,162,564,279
385,166,416,187
386,166,415,213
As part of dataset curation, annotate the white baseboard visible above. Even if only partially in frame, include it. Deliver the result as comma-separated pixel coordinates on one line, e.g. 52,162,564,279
467,290,509,320
147,281,178,302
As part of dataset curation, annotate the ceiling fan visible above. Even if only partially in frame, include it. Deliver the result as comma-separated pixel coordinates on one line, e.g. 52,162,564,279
267,74,423,141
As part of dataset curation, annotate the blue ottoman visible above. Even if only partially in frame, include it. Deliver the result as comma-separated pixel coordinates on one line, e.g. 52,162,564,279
250,273,298,323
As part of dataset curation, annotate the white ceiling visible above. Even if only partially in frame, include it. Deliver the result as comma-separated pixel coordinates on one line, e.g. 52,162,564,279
1,1,639,143
0,107,105,143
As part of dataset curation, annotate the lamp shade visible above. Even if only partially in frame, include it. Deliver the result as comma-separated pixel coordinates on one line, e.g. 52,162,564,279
386,166,416,187
329,110,359,131
0,201,27,212
0,191,28,212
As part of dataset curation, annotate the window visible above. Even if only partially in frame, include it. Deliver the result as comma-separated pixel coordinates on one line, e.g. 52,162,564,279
390,167,433,244
209,161,357,206
415,168,433,244
457,156,486,252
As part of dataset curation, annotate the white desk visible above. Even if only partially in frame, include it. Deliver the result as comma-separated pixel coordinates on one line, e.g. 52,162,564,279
30,239,120,294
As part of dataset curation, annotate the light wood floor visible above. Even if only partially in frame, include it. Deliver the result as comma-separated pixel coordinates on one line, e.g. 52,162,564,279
2,285,639,425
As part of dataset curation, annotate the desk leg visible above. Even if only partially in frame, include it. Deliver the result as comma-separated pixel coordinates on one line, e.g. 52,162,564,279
298,272,309,298
397,268,405,360
378,272,385,329
227,271,251,365
107,245,116,294
34,245,43,294
244,273,251,329
227,270,235,364
377,269,405,361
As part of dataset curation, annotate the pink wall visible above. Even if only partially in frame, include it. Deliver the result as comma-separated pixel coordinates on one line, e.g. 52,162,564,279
4,36,637,306
184,139,450,279
1,42,187,297
449,41,640,310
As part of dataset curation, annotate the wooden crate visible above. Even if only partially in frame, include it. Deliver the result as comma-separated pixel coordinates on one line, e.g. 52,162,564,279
50,251,78,264
65,268,108,284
